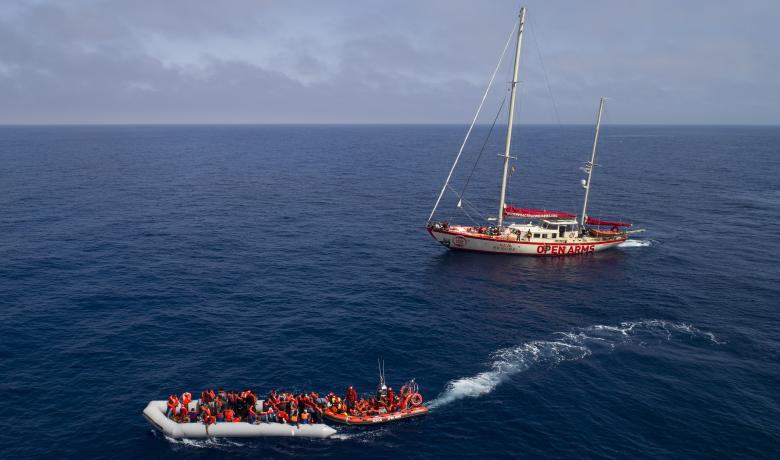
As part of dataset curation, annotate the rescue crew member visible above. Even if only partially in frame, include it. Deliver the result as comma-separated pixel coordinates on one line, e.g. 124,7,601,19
386,387,395,412
346,386,358,410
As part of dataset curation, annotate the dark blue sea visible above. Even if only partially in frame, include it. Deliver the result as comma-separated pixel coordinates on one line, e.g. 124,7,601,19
1,125,778,459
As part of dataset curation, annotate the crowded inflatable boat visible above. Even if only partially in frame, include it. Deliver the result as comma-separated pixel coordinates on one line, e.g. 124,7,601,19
144,370,428,438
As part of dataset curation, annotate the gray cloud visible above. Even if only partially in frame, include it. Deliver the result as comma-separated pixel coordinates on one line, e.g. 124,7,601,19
0,0,777,124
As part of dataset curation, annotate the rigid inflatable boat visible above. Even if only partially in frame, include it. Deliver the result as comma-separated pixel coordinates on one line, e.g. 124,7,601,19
142,400,336,439
323,405,429,425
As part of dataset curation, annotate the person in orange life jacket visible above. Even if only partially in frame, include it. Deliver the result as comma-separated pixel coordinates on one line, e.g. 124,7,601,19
200,405,215,425
300,409,311,424
245,390,257,410
277,409,289,424
166,395,179,418
346,386,358,409
267,389,279,406
178,405,189,423
212,397,223,419
181,392,192,407
289,399,299,423
386,388,395,412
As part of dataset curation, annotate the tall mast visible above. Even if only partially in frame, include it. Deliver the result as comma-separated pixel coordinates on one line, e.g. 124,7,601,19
497,7,526,229
580,97,606,226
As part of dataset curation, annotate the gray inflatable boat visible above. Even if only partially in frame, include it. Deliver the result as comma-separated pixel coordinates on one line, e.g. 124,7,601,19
143,400,336,439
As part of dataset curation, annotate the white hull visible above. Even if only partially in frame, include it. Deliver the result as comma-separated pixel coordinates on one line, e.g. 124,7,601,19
428,228,625,256
142,400,336,439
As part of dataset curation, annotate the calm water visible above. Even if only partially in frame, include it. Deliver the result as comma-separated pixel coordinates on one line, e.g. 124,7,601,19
1,125,778,459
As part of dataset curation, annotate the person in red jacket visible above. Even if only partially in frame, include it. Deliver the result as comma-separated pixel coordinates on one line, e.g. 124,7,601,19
345,386,358,410
179,405,189,423
386,388,395,412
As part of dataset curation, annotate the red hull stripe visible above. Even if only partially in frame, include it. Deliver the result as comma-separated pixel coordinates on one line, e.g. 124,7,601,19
427,228,625,246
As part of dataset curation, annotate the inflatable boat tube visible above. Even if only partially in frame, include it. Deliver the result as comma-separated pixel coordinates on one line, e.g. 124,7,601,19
142,400,336,439
323,406,429,425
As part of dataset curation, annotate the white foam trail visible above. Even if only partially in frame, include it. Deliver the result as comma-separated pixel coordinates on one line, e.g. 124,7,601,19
161,433,245,449
618,239,654,248
427,320,721,409
332,427,391,442
427,341,590,409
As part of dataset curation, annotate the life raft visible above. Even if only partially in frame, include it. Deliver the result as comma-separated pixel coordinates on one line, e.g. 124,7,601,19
322,405,429,426
142,400,336,439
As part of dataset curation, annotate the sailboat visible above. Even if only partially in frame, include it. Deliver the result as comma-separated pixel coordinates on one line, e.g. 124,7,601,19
426,7,643,256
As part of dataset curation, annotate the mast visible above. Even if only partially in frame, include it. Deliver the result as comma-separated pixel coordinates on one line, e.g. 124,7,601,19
580,97,606,226
497,7,526,229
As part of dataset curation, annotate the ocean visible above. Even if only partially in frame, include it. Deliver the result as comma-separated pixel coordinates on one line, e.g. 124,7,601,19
0,124,778,458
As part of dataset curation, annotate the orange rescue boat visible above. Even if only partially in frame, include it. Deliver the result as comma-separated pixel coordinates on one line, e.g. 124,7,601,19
323,378,429,426
323,405,428,426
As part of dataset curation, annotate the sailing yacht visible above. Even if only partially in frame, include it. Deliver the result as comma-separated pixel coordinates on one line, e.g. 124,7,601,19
426,7,642,256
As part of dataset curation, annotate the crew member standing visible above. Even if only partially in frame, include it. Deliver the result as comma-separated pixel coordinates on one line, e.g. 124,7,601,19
345,386,358,410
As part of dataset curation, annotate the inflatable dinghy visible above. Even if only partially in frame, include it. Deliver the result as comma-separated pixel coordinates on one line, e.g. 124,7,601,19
143,400,336,439
323,406,429,425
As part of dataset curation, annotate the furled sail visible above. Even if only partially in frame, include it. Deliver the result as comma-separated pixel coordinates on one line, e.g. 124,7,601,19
585,217,632,227
504,205,576,219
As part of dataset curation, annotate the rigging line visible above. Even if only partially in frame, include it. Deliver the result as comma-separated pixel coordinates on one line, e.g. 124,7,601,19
529,23,563,130
453,91,508,214
427,17,519,224
462,198,487,222
446,184,487,221
459,205,481,227
445,184,483,225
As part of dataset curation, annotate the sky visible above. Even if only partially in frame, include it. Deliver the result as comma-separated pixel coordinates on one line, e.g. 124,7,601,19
0,0,778,124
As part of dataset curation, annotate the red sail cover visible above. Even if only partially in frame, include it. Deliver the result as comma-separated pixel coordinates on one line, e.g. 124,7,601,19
504,205,576,219
586,217,632,227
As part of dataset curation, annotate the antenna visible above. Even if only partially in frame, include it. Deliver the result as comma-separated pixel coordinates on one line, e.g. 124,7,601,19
377,358,385,387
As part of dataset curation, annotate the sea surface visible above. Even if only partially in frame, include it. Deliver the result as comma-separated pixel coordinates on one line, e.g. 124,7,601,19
1,125,778,459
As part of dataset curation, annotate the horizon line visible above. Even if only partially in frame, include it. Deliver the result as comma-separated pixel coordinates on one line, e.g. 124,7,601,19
1,122,778,127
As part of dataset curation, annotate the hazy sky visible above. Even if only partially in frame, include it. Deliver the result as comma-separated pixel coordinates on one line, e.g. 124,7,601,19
1,0,778,124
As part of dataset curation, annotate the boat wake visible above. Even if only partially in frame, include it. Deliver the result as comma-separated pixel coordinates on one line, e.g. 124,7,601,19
157,431,245,449
426,320,721,409
618,239,655,248
331,427,391,442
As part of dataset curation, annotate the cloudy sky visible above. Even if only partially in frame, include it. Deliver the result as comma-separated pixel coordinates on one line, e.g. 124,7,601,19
0,0,777,124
